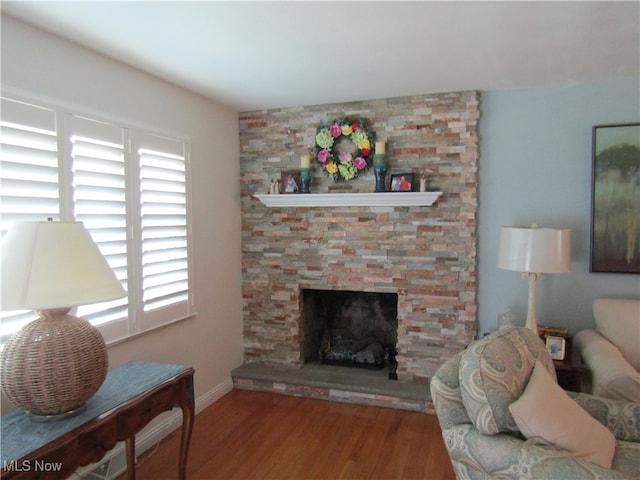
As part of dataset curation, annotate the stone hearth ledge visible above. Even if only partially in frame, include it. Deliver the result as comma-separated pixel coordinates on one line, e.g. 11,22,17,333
231,363,433,413
254,191,443,208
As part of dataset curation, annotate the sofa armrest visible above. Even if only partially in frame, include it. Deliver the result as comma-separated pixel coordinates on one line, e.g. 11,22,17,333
430,351,471,430
568,391,640,442
442,424,633,479
574,330,640,402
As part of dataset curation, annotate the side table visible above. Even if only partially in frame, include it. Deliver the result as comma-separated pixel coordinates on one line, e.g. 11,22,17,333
1,361,195,480
553,349,587,392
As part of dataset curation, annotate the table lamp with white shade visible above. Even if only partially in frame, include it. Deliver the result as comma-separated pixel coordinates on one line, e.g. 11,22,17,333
497,225,571,332
0,220,126,421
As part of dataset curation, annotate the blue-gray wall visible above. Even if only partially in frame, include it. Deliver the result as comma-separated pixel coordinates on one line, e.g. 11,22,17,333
478,77,640,336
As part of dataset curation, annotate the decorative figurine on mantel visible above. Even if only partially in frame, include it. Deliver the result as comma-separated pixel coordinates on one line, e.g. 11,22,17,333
420,175,428,192
269,178,280,194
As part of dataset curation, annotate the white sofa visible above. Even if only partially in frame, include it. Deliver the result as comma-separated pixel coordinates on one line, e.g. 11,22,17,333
574,298,640,403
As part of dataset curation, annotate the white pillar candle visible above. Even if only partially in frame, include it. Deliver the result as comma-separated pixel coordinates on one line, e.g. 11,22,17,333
301,155,311,168
375,141,386,155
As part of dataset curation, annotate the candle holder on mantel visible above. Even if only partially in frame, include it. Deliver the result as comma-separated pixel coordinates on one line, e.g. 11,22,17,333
300,168,311,193
373,154,387,193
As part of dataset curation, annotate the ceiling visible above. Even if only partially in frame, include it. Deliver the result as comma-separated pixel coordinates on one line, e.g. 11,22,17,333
2,1,639,112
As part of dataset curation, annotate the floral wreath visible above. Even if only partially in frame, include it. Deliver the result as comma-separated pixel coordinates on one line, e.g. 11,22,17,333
312,117,375,182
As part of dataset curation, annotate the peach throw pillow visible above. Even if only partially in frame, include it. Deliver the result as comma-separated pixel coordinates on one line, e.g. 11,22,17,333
509,361,616,469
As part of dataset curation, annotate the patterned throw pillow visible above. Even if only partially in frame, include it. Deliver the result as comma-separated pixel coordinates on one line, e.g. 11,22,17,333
459,327,555,435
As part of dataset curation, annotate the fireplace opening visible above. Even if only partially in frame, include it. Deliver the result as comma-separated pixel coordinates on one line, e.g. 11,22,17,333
301,289,398,379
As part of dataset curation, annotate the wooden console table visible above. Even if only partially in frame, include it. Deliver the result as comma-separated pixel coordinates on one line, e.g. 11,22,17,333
1,361,195,480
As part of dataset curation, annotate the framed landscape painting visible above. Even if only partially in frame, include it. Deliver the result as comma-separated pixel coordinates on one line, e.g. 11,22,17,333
590,123,640,273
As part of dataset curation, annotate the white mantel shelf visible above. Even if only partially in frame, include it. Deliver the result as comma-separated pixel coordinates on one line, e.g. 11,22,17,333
254,191,443,208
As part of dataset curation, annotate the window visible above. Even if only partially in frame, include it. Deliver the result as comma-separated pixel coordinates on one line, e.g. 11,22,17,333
0,97,194,344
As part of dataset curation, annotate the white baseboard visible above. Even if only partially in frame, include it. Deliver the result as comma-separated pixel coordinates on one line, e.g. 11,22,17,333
195,376,233,413
74,376,234,480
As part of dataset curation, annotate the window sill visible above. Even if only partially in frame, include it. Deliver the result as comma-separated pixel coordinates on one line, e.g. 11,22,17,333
106,313,197,348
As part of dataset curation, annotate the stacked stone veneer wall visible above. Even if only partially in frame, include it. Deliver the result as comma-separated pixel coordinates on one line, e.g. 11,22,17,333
240,91,480,383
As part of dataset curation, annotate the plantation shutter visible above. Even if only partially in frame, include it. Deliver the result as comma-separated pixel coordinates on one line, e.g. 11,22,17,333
66,115,130,340
135,133,192,329
0,98,59,341
0,98,60,229
1,96,194,346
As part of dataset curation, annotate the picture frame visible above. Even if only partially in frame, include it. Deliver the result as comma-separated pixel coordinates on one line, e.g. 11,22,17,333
546,335,566,361
389,173,414,192
281,171,300,194
590,123,640,273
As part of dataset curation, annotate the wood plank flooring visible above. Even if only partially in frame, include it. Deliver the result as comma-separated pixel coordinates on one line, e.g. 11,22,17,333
123,389,455,480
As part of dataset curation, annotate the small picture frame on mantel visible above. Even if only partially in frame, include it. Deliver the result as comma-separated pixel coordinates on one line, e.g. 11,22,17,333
389,173,414,192
281,171,300,194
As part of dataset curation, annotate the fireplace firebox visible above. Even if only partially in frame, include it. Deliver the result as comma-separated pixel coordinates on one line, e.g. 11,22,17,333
301,289,399,378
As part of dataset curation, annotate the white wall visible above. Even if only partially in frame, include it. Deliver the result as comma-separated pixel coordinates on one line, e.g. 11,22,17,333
478,77,640,336
1,15,244,414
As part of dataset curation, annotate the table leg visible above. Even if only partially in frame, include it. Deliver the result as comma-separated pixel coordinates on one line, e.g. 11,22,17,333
178,376,195,480
126,437,136,480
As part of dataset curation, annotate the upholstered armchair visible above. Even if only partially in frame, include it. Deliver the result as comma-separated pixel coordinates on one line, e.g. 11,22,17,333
430,327,640,479
574,298,640,402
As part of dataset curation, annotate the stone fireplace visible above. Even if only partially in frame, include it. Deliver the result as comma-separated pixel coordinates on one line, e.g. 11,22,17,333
239,90,479,386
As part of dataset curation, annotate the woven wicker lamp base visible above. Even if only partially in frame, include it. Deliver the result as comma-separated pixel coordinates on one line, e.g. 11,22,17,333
0,308,108,422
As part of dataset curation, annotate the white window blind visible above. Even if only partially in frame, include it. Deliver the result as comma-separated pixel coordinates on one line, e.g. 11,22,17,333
0,98,59,229
0,97,193,344
0,99,59,342
66,115,130,337
136,133,192,329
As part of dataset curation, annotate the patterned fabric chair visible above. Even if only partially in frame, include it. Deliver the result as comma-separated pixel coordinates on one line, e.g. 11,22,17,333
430,327,640,479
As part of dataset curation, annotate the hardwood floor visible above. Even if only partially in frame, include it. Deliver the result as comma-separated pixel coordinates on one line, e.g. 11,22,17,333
123,389,456,480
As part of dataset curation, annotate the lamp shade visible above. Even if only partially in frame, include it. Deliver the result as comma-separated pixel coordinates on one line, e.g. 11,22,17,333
1,221,125,311
497,226,571,274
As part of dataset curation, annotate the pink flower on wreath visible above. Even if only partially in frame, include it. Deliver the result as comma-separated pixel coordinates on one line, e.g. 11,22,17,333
354,156,367,170
330,123,341,138
317,149,330,163
339,152,353,164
